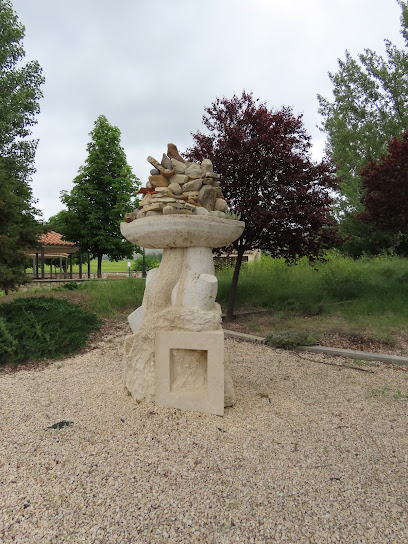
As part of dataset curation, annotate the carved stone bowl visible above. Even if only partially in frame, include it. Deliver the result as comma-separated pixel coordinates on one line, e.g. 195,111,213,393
120,215,245,249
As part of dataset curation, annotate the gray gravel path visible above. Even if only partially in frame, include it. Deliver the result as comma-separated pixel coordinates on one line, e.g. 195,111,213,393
1,331,408,544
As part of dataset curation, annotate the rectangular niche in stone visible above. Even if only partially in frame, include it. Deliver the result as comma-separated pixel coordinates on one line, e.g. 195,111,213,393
155,330,224,416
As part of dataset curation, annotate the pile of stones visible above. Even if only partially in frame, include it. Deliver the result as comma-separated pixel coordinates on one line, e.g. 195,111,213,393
124,143,237,222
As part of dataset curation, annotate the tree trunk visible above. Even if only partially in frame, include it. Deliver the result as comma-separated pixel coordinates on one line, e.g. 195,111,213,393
97,253,103,279
225,246,245,322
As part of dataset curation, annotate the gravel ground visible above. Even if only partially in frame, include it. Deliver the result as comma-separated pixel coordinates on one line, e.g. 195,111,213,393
1,329,408,544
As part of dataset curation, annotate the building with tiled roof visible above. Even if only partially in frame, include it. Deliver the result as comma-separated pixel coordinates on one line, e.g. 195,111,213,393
27,231,83,280
41,231,77,249
28,231,78,260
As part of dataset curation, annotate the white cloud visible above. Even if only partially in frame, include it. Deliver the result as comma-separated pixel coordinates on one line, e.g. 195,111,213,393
10,0,405,219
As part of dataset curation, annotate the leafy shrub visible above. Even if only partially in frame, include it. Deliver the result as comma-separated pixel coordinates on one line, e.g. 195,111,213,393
266,330,316,349
56,282,83,291
0,296,101,366
132,254,161,272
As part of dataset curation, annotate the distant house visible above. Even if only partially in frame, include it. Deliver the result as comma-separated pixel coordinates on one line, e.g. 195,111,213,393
213,249,261,269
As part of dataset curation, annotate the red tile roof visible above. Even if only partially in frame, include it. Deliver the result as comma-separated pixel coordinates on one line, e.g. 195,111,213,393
41,231,76,247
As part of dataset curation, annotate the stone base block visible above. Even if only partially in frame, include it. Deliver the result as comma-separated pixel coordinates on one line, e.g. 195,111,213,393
155,330,224,416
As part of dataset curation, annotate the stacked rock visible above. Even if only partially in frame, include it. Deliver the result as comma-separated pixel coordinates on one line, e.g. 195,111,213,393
124,143,235,223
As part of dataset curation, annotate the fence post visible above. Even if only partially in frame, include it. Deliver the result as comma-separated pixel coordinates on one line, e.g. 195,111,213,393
41,246,45,279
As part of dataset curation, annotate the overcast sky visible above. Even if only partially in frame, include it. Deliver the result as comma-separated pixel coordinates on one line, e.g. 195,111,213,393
11,0,406,220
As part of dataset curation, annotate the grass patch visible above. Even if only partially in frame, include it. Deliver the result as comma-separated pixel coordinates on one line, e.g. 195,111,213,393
1,278,146,321
82,278,145,318
369,386,408,400
216,252,408,341
3,253,408,362
0,296,101,366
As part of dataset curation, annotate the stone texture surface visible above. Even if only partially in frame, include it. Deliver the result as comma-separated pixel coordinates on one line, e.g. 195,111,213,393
167,143,185,163
170,247,216,310
169,173,189,185
121,241,243,410
168,182,182,195
142,203,163,212
163,207,192,215
124,212,134,223
147,156,173,176
120,215,245,249
170,158,187,174
198,185,217,211
148,175,169,188
201,158,213,174
155,330,225,416
121,144,246,415
215,198,227,211
123,306,222,402
146,210,162,217
140,193,153,207
161,153,172,170
183,178,203,192
195,206,210,216
185,163,203,179
132,146,231,219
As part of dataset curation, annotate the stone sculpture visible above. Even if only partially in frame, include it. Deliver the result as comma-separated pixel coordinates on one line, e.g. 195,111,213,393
121,144,244,416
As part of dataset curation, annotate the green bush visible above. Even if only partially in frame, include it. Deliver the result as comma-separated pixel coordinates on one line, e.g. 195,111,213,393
0,296,101,366
56,282,83,291
132,254,161,272
265,330,316,349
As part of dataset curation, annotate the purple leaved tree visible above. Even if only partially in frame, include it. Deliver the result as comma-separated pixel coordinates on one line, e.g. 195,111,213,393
358,131,408,253
185,91,339,320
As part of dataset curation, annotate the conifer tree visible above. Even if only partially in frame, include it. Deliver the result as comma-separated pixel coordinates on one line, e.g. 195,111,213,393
0,0,44,292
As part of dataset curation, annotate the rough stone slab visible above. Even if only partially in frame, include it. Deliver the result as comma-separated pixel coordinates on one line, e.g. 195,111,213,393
155,330,225,416
167,144,185,164
223,329,266,344
296,345,408,366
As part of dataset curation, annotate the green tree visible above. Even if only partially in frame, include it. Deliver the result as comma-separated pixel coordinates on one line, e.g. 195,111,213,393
0,160,41,293
45,209,69,233
132,253,161,273
0,0,44,292
318,1,408,253
61,115,140,278
0,0,45,181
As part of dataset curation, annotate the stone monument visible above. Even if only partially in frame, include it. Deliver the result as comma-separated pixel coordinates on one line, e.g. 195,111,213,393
120,144,245,416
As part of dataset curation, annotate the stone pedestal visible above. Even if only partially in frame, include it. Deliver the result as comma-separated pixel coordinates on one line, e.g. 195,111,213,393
156,330,224,416
120,215,244,415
